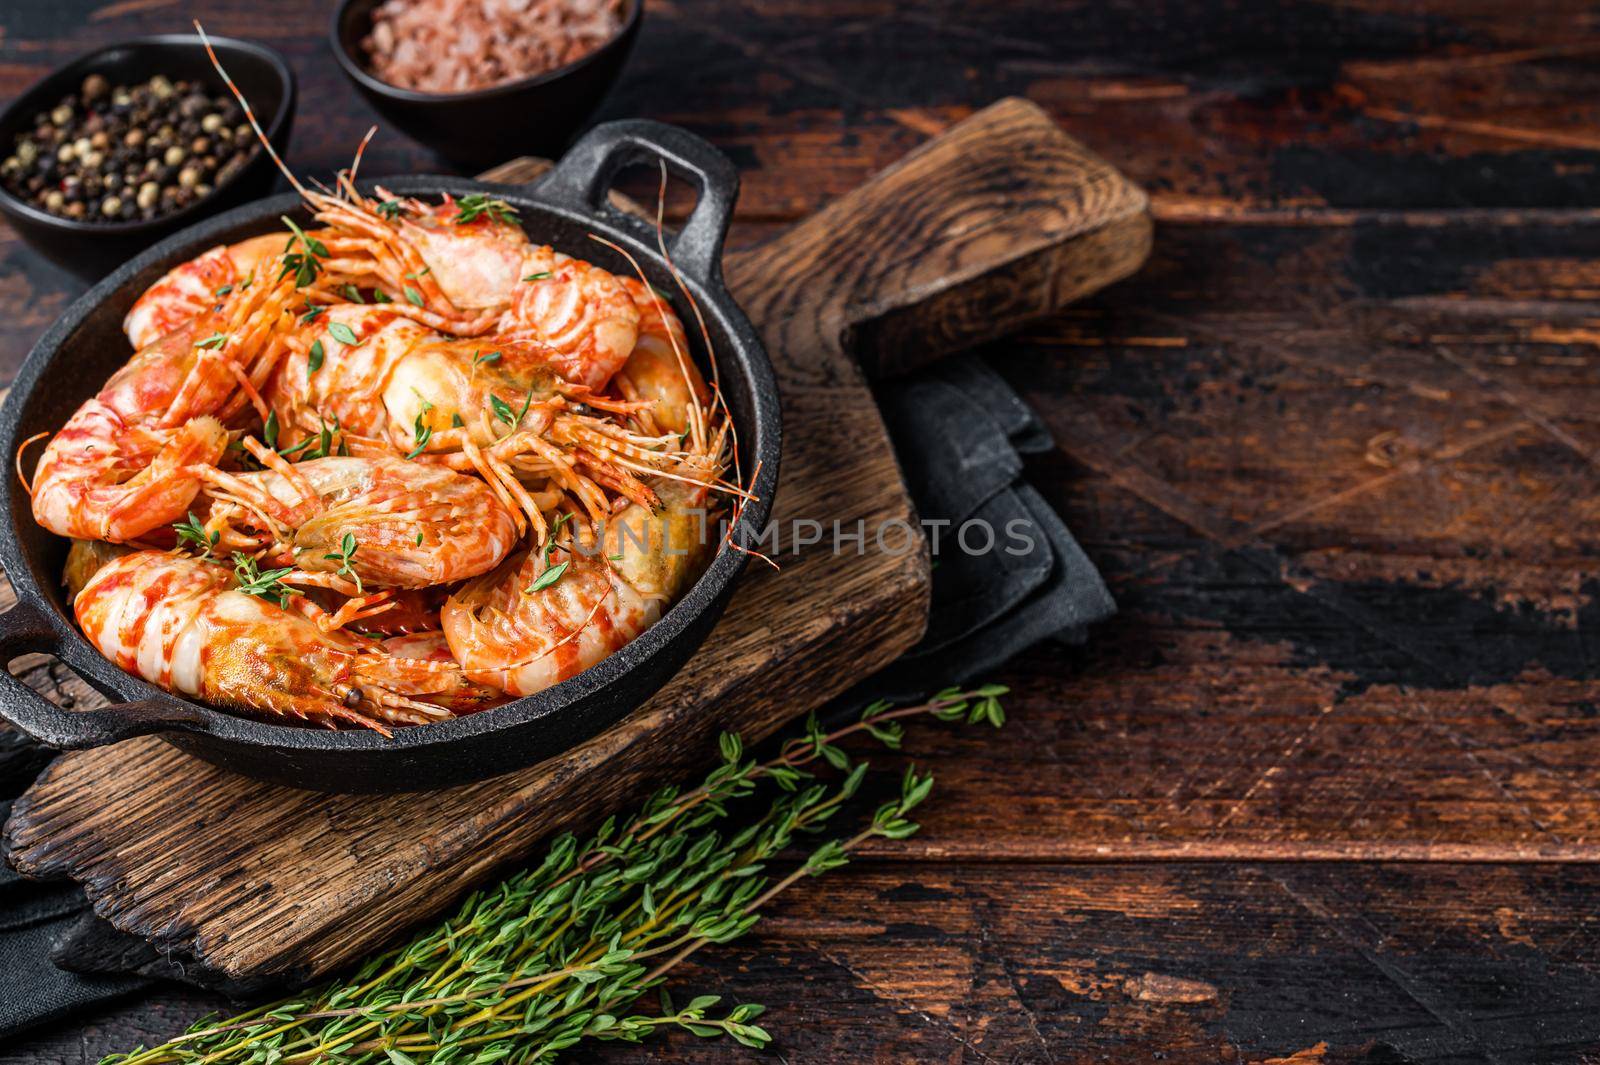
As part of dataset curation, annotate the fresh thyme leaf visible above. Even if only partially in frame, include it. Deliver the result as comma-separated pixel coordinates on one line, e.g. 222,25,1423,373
608,552,623,561
231,552,300,609
453,193,518,225
406,408,433,459
375,200,401,221
542,512,571,563
173,512,218,557
404,267,431,279
473,349,501,367
526,560,568,592
373,289,392,303
295,414,342,460
307,339,325,375
263,410,279,450
450,412,464,428
490,393,516,426
213,283,232,297
522,270,551,282
195,333,228,350
328,322,360,346
278,215,327,289
322,532,361,593
516,384,537,423
341,283,365,304
299,301,325,325
414,531,424,546
404,286,423,307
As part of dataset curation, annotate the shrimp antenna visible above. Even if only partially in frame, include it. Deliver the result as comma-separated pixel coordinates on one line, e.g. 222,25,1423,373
345,126,379,194
14,431,47,497
647,162,770,567
647,161,747,497
194,20,311,201
587,232,709,457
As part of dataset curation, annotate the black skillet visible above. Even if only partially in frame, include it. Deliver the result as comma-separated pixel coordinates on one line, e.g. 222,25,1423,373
0,120,780,793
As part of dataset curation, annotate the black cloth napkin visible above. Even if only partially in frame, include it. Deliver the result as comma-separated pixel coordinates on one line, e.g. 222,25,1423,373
0,355,1114,1040
858,358,1115,702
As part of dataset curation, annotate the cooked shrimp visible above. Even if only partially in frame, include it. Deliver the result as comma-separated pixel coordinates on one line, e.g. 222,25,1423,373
382,630,508,713
498,244,641,389
309,195,642,389
75,551,469,733
614,276,710,437
32,33,753,736
262,304,669,530
30,281,293,542
63,539,132,601
195,453,519,589
123,233,289,349
441,469,720,697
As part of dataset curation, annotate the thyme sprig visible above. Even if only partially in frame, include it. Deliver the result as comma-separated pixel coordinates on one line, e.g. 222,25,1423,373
101,686,1005,1065
454,193,518,225
277,414,348,461
231,552,300,609
172,512,218,558
491,383,538,432
279,216,327,289
323,533,361,594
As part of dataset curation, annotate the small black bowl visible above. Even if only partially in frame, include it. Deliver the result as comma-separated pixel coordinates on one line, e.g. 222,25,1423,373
332,0,642,170
0,35,296,282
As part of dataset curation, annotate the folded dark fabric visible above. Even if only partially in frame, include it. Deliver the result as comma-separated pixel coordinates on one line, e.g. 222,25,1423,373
0,802,152,1036
857,358,1115,702
0,354,1113,1039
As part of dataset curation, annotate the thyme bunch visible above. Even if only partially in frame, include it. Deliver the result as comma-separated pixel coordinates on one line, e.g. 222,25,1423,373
102,685,1006,1065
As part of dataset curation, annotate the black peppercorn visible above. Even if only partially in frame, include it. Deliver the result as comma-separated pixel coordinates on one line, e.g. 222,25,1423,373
4,72,257,223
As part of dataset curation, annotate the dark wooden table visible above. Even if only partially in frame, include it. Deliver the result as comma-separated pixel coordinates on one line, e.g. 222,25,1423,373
7,2,1600,1062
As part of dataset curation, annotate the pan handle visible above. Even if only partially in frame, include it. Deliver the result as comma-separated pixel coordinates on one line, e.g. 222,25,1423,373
0,598,198,749
532,119,739,286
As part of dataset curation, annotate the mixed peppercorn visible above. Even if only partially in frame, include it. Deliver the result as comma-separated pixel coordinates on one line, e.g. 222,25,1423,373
0,73,259,224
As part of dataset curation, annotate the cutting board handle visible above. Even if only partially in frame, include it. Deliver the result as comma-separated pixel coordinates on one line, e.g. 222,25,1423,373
727,97,1151,378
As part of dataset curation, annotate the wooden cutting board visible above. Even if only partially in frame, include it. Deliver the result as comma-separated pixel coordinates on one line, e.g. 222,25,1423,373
2,98,1149,989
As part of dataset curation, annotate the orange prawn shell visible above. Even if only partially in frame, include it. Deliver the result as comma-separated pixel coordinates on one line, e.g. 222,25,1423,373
123,233,288,349
442,478,718,698
208,455,521,589
75,551,467,732
441,546,658,697
615,276,710,435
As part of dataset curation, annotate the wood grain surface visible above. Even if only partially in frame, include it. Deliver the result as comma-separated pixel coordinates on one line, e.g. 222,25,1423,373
6,1,1600,1062
1,99,1147,988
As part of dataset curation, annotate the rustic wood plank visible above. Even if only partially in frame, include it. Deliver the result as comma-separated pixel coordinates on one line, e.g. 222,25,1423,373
11,218,1600,877
1,98,1147,987
7,0,1595,219
6,1,1600,383
10,859,1600,1064
4,0,1600,1059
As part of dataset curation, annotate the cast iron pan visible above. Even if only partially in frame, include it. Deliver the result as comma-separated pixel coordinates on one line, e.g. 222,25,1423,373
0,120,781,793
